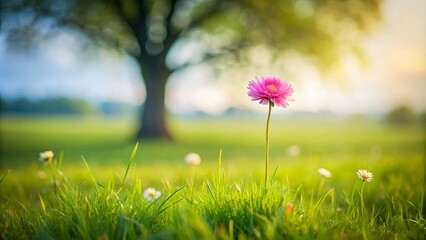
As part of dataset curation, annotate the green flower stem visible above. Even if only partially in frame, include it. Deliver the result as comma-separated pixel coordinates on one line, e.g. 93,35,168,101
49,161,58,194
265,101,273,188
317,177,325,197
360,181,366,217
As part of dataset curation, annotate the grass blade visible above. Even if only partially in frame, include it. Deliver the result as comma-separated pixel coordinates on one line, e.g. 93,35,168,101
14,200,30,214
205,179,216,202
38,193,47,214
271,165,279,182
123,142,139,186
314,188,335,209
157,186,185,212
57,150,64,170
0,169,10,184
218,148,222,185
81,155,99,191
114,213,128,239
156,198,184,215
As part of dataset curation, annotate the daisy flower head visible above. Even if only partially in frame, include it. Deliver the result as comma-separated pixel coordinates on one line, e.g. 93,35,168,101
357,169,374,182
286,145,300,157
185,152,201,166
318,168,332,178
143,187,162,200
39,151,54,163
247,76,294,108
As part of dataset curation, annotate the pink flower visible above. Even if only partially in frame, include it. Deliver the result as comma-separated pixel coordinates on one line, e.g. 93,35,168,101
284,202,294,216
247,76,294,108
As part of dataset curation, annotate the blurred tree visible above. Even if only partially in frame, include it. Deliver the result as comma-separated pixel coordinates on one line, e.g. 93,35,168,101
386,105,417,125
1,0,382,139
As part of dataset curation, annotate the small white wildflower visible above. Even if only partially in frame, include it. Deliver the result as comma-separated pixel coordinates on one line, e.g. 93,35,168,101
39,151,54,163
286,145,300,157
37,171,47,180
318,168,332,178
143,187,162,200
357,169,374,182
185,152,201,166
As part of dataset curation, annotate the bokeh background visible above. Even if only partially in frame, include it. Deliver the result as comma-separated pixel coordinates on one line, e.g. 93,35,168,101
0,2,425,238
1,0,424,117
0,0,424,177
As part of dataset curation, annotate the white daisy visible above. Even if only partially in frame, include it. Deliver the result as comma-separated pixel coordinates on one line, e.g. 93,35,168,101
357,169,374,182
39,151,54,163
318,168,332,178
143,187,162,200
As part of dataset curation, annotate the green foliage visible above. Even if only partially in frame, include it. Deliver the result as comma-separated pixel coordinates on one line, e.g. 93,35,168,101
0,116,424,239
0,97,138,116
2,0,382,69
386,105,418,125
0,97,95,115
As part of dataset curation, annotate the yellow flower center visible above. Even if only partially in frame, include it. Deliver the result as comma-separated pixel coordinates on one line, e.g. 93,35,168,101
149,191,155,197
268,84,276,90
361,173,369,179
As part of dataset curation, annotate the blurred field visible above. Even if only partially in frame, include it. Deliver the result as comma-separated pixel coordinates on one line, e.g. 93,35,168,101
1,115,424,196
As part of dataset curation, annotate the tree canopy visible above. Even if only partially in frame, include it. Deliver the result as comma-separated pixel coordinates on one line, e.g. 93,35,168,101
1,0,383,139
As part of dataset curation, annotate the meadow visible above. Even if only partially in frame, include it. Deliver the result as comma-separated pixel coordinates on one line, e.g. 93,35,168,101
0,115,424,239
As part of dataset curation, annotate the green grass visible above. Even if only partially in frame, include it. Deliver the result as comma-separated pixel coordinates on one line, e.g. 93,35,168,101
0,115,425,239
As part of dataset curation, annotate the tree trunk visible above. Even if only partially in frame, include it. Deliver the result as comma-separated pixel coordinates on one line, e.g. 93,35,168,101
135,56,172,140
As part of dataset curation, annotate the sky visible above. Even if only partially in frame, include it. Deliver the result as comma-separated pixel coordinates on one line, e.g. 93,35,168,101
0,0,425,116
